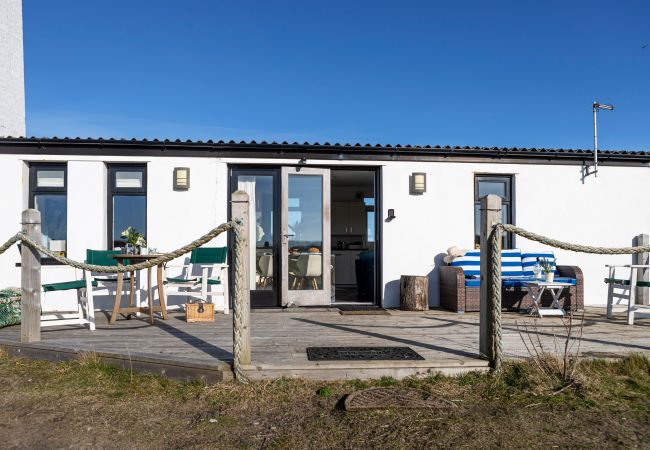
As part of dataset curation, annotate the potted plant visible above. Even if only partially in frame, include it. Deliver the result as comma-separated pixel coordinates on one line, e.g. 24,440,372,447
538,258,555,282
121,226,146,254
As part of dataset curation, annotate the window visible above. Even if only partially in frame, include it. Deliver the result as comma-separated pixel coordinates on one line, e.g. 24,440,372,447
108,164,147,249
474,175,514,249
29,163,68,258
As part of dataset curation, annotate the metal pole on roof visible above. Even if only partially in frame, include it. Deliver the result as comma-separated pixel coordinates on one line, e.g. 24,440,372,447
593,102,598,177
591,101,614,178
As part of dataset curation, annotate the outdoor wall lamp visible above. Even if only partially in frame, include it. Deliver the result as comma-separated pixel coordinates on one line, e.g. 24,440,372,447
387,209,396,221
173,167,190,191
410,172,426,195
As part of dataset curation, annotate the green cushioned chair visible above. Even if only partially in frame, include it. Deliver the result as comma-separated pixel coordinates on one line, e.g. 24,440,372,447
164,247,229,314
41,278,99,330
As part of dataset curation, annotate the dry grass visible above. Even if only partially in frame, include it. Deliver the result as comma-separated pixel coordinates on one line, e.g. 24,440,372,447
1,351,649,449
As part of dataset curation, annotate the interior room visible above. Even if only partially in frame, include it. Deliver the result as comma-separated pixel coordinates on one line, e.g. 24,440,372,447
330,169,376,304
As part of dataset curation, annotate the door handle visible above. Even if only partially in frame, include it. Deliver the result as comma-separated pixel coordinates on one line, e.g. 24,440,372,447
283,233,295,238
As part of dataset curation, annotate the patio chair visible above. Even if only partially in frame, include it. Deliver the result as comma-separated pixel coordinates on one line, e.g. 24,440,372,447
84,249,138,301
41,278,98,330
164,247,229,314
605,265,650,325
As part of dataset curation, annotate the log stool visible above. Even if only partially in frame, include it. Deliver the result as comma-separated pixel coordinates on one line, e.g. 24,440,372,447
400,275,429,311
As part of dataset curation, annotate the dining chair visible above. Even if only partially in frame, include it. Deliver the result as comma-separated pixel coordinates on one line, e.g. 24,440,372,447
293,253,322,290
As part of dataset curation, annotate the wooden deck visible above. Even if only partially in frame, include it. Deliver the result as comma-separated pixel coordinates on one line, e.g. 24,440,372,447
0,306,648,382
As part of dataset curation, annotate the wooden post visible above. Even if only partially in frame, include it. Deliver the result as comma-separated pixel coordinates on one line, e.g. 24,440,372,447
21,209,42,343
479,195,502,366
231,191,251,366
633,234,649,306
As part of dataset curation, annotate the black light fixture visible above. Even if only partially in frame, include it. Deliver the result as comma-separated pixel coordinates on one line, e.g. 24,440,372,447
387,209,396,221
410,172,426,194
173,167,190,190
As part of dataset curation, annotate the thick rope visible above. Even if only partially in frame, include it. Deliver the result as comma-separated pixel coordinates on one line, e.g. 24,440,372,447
231,223,249,383
489,225,503,372
2,222,236,272
499,224,650,255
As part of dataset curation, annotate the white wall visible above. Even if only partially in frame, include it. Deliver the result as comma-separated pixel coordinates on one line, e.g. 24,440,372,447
0,0,26,137
380,161,650,308
0,151,647,311
0,154,230,311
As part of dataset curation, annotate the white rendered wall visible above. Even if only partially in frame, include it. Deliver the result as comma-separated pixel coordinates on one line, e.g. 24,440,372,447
0,152,647,311
380,161,650,308
0,0,26,137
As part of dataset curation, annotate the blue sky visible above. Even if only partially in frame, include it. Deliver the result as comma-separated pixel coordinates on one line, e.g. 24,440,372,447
23,1,650,150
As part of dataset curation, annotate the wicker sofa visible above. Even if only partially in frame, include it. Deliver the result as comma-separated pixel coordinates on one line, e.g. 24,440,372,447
439,250,584,313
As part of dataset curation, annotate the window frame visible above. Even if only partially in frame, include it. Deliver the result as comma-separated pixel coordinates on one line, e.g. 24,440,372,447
474,174,515,249
28,163,68,263
107,164,147,249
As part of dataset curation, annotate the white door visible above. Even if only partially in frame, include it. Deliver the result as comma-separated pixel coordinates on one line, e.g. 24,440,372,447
281,167,331,306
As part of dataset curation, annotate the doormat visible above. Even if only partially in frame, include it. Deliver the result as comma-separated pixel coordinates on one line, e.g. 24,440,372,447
337,305,389,315
344,387,456,411
306,346,424,361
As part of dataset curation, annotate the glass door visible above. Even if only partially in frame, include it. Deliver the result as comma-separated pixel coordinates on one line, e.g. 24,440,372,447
281,167,331,306
231,168,279,307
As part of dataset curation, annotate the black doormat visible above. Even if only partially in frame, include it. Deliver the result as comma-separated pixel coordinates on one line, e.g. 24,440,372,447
306,346,424,361
337,305,389,315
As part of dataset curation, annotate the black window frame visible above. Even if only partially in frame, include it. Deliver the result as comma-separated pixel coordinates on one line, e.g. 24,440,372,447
107,164,147,249
28,163,68,264
474,174,515,249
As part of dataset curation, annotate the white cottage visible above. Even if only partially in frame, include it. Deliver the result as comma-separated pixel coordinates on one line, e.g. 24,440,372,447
0,0,648,315
0,137,648,313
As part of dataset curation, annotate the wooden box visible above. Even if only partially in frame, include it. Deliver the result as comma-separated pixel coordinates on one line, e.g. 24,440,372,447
185,302,215,323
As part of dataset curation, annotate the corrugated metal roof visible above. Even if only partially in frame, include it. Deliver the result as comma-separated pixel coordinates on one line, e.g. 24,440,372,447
0,136,648,160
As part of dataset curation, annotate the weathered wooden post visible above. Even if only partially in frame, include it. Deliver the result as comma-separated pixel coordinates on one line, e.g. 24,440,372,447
231,191,251,371
633,233,649,306
479,194,502,368
21,209,42,343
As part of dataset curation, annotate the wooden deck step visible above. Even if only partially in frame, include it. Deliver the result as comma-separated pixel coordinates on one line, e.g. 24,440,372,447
243,359,490,381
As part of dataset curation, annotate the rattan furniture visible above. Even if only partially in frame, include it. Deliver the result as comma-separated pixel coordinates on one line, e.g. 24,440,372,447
439,264,584,313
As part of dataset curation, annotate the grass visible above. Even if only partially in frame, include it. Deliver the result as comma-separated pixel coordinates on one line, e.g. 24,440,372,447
1,349,649,449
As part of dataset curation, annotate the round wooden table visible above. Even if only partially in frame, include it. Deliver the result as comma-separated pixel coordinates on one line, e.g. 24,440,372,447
110,254,168,325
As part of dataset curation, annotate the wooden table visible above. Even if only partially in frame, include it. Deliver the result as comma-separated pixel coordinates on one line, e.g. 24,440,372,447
523,280,574,318
110,254,168,325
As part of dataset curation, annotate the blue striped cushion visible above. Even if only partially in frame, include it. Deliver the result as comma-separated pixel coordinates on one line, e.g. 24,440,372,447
451,249,524,277
501,249,524,277
521,251,560,276
451,250,481,277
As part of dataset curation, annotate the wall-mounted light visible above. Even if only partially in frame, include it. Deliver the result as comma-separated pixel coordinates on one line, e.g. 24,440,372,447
410,172,426,195
387,209,396,221
173,167,190,191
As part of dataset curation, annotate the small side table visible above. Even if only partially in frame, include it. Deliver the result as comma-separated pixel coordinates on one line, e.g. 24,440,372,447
110,254,168,324
523,281,574,318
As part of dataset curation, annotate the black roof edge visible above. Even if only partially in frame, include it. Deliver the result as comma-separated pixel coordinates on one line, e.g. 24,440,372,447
0,136,648,163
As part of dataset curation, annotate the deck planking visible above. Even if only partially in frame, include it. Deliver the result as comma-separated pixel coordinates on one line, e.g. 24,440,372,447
0,306,648,381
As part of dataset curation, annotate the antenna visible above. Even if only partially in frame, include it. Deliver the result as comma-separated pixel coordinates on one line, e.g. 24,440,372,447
585,101,614,178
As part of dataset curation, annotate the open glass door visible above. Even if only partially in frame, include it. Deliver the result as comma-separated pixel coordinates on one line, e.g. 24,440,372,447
281,167,331,306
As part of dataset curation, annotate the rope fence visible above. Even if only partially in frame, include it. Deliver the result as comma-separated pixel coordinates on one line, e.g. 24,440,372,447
0,222,238,273
486,219,650,372
1,214,250,383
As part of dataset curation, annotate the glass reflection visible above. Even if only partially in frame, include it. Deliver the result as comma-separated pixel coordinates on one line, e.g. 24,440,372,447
287,175,323,290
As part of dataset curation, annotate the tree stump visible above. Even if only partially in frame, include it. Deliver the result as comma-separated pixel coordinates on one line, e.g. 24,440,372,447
400,275,429,311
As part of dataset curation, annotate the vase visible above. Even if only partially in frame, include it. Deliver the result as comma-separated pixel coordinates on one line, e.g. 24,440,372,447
545,272,554,283
125,244,135,255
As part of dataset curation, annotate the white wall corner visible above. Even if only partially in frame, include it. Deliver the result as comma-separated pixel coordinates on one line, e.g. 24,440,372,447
0,0,26,138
